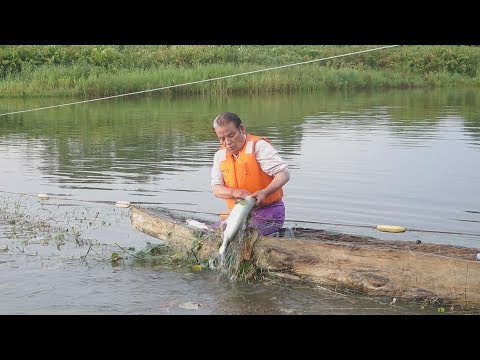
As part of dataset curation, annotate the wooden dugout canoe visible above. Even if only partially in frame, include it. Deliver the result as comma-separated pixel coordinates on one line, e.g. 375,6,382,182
130,205,480,309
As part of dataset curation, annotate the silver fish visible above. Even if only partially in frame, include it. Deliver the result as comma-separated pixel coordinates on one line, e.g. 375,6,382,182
218,196,256,260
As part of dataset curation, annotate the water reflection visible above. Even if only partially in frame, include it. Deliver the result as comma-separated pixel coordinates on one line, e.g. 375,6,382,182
1,88,479,246
1,88,480,314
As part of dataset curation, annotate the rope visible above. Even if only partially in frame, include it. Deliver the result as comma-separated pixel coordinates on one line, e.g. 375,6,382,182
115,202,480,237
2,186,480,238
0,45,399,117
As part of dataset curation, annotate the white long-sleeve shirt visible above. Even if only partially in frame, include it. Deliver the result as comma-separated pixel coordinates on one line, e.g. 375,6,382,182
211,139,289,189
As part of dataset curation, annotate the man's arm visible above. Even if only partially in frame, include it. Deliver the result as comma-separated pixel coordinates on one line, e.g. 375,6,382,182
250,140,290,206
251,170,289,206
211,150,250,199
213,185,251,199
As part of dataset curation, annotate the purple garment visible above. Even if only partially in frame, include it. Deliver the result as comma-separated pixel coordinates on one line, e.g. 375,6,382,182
210,200,285,236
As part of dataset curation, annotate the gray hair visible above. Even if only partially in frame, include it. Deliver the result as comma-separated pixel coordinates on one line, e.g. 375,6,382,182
212,112,242,130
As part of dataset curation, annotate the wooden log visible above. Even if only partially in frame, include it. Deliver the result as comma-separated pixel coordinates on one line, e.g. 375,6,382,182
131,206,480,309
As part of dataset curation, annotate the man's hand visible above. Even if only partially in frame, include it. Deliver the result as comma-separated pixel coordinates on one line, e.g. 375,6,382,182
213,185,251,200
232,189,251,199
250,189,268,207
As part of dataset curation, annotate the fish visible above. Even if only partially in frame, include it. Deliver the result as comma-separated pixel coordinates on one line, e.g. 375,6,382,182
218,196,256,260
186,219,212,231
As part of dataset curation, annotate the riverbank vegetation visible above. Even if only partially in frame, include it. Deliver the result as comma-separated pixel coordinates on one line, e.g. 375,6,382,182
1,45,479,97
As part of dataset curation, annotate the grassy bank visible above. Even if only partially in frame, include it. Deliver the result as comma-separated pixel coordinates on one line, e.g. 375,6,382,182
1,45,479,97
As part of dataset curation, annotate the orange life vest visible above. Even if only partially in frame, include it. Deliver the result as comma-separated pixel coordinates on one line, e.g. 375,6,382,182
219,134,283,210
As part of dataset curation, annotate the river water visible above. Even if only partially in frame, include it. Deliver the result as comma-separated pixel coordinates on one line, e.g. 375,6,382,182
1,88,479,314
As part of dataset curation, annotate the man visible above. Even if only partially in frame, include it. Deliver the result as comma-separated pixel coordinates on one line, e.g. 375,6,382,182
210,112,290,236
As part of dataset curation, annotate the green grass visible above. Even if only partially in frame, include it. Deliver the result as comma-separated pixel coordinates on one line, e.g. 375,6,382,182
1,45,480,97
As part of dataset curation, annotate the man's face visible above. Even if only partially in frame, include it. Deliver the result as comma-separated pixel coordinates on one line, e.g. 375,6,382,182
214,122,246,155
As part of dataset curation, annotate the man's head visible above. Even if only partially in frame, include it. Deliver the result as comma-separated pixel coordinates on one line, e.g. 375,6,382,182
212,112,246,155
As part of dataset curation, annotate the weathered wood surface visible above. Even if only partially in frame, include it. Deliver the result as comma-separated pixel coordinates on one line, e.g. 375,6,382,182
131,206,480,308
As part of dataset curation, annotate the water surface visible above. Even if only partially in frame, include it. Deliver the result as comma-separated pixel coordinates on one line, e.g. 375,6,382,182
1,88,479,314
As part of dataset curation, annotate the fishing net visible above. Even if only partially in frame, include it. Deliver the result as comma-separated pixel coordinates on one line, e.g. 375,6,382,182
212,220,261,281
